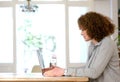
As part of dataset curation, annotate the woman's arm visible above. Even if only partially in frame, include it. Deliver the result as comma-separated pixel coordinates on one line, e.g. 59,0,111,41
43,66,65,77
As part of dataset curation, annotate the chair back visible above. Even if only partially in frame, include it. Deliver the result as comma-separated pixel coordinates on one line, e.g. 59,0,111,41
31,65,42,73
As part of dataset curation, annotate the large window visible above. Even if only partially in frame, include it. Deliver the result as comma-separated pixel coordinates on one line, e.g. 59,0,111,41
68,7,88,66
16,4,66,73
0,0,93,73
0,8,13,63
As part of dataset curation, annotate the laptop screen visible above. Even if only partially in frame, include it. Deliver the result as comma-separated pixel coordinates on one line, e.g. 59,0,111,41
37,49,45,69
37,50,53,75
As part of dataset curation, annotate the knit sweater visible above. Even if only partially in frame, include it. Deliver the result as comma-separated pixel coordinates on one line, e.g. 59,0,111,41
67,36,120,82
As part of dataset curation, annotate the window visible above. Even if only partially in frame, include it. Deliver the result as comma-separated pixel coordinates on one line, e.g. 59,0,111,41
0,8,13,63
0,0,12,1
0,7,14,72
19,0,63,1
16,4,66,73
0,0,93,73
68,7,88,64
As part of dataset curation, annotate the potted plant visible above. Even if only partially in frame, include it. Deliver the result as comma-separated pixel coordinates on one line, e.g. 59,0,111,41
113,28,120,58
118,31,120,58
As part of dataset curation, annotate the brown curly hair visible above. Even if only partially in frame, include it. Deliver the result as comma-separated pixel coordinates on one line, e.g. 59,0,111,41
78,11,115,42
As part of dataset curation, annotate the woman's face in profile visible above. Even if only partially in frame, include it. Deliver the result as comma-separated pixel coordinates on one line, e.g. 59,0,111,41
79,25,91,41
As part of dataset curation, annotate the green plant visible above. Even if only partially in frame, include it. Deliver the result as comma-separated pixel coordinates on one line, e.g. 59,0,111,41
118,34,120,46
17,20,43,49
114,34,120,47
23,33,43,49
113,28,120,47
18,19,56,51
23,32,56,51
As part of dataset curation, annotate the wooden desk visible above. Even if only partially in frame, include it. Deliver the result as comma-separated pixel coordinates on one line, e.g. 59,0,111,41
0,73,88,82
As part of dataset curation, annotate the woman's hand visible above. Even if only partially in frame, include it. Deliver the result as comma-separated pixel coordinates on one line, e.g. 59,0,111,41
43,66,64,77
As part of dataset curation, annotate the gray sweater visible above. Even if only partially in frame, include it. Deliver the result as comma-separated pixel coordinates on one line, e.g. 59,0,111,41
67,36,120,82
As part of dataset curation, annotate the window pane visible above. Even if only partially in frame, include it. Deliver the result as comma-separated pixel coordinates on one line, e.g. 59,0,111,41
68,0,88,1
16,4,65,73
19,0,63,1
69,7,88,63
0,8,13,63
0,0,12,1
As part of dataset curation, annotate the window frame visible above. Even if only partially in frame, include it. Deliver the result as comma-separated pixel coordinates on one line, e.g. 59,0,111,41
0,0,93,73
66,0,93,68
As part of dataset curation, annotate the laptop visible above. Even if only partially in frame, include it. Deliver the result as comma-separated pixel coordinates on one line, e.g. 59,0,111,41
37,49,71,76
36,49,45,74
37,49,56,75
37,49,55,74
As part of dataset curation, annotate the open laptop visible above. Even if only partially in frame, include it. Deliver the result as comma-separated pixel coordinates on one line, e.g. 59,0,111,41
37,49,45,69
37,49,56,75
37,50,58,74
37,49,72,76
36,49,45,74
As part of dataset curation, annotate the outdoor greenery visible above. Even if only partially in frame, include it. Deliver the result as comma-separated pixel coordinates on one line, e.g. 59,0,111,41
23,33,43,49
118,34,120,46
18,19,56,52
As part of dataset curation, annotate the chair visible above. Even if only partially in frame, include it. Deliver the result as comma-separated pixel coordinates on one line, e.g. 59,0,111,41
31,65,42,73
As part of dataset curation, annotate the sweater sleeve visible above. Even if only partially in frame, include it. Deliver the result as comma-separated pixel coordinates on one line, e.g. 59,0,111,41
66,37,117,79
75,38,115,79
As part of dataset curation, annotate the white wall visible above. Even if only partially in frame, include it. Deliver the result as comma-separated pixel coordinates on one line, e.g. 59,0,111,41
94,0,118,40
94,0,111,17
94,0,118,26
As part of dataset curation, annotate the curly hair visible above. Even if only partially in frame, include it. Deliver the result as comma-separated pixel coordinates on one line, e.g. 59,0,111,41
78,11,115,42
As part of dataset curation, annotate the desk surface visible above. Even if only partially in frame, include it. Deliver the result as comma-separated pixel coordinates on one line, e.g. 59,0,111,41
0,73,88,82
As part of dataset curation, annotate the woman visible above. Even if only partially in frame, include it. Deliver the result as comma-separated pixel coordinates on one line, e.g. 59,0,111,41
43,12,120,82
